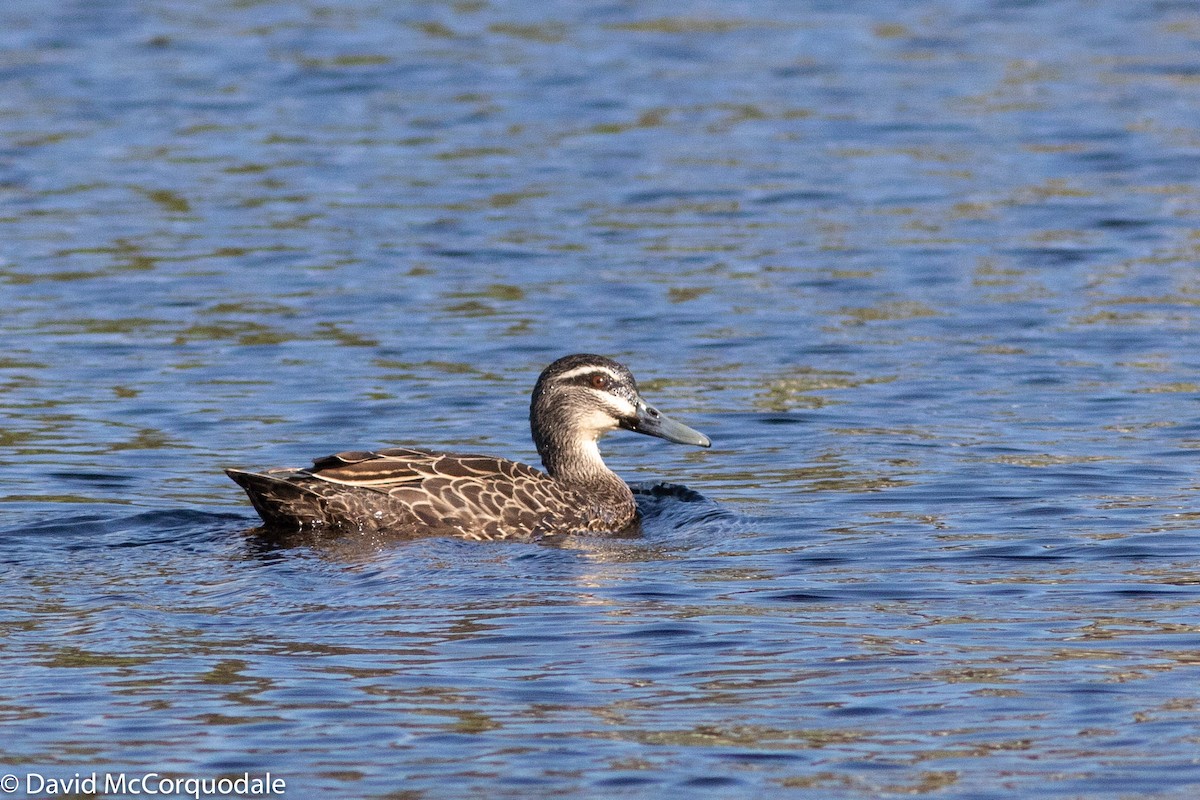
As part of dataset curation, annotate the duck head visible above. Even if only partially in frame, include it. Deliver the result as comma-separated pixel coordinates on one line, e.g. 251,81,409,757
530,354,710,479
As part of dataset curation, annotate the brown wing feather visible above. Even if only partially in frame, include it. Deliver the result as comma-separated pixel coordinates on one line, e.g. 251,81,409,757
299,448,595,538
309,449,542,483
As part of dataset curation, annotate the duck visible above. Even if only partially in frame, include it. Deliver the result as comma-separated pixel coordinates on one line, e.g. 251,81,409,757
225,354,711,540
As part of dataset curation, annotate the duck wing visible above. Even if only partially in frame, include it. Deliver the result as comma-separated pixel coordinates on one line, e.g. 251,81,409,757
302,447,587,538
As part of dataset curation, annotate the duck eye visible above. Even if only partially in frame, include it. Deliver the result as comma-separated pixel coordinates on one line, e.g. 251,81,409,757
589,374,609,390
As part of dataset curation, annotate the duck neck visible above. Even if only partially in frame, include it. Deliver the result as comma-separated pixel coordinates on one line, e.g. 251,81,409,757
536,432,634,506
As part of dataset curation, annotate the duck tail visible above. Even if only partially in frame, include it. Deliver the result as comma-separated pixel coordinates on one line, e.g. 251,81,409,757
225,468,322,528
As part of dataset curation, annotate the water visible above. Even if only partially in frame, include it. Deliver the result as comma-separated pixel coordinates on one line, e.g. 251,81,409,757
2,0,1200,796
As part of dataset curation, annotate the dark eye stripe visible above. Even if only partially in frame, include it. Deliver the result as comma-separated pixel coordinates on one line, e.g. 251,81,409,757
572,372,614,390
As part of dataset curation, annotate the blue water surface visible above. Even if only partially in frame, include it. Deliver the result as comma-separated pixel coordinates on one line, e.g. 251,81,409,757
2,0,1200,797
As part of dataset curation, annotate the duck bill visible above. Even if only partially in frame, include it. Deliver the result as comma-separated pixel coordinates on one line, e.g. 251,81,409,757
622,401,711,447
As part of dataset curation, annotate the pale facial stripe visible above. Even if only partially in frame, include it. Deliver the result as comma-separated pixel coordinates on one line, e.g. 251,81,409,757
551,364,624,383
601,394,638,419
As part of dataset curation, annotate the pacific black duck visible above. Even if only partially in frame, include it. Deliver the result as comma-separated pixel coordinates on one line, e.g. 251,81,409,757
226,354,711,539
